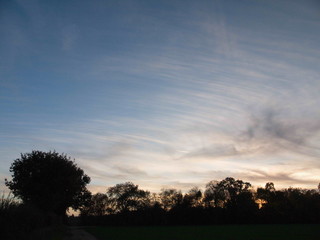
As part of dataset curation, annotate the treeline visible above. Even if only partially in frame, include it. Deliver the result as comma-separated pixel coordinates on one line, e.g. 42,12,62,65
81,177,320,226
3,151,320,233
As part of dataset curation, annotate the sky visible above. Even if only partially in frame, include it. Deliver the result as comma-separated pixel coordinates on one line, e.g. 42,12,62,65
1,0,320,194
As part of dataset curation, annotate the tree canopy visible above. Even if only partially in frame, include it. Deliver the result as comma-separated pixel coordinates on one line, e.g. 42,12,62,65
81,193,111,216
159,188,183,211
5,150,91,216
107,182,150,213
204,177,252,208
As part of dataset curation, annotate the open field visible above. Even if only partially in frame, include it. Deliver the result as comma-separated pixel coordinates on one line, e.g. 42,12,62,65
85,224,320,240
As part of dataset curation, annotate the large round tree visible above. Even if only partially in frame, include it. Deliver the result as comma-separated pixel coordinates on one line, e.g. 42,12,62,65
5,150,91,216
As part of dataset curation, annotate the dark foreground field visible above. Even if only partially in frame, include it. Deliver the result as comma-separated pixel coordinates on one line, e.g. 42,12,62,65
85,224,320,240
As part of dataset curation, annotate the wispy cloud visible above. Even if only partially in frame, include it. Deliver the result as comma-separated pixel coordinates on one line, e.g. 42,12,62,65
238,108,320,158
244,169,319,188
180,144,238,160
175,106,320,173
1,0,320,194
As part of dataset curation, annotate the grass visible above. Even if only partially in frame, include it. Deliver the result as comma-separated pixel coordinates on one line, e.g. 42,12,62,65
32,226,69,240
85,224,320,240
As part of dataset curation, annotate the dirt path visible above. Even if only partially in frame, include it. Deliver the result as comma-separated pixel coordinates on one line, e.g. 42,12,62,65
64,227,98,240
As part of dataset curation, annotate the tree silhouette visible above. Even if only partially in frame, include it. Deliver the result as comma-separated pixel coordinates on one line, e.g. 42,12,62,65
81,193,112,216
107,182,150,213
183,187,203,208
204,180,224,207
79,179,320,226
204,177,252,208
159,188,183,211
257,182,276,205
265,182,275,192
219,177,252,199
5,151,91,216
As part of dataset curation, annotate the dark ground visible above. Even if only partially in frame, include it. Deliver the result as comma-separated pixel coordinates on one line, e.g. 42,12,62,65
84,224,320,240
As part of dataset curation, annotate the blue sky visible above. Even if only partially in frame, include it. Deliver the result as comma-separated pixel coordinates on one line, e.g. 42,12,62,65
1,0,320,193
